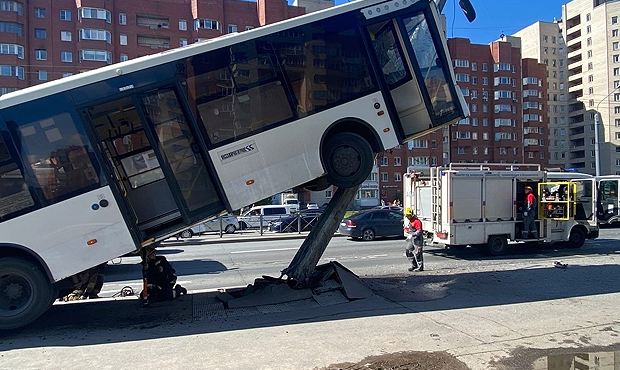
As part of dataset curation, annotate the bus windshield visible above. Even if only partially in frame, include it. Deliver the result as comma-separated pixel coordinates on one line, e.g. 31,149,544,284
403,14,457,120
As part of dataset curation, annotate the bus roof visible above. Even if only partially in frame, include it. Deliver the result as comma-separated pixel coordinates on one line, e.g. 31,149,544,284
0,0,419,110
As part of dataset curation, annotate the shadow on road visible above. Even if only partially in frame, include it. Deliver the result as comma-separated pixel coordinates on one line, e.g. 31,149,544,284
3,262,620,350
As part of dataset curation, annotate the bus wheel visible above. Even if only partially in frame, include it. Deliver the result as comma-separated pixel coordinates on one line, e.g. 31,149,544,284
487,236,508,256
0,257,54,330
566,228,586,249
323,132,373,188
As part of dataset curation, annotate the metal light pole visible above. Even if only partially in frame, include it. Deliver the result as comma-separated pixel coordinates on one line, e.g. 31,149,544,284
594,85,620,177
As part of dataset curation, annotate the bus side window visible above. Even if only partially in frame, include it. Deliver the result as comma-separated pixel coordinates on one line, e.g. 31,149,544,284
12,113,101,204
0,134,36,220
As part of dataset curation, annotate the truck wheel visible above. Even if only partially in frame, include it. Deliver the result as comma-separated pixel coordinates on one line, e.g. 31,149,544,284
362,228,375,241
225,224,236,234
566,228,586,249
0,257,54,330
323,132,373,188
487,236,508,256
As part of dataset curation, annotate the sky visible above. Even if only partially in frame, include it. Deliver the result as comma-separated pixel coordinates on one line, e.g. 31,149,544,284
441,0,567,43
331,0,569,44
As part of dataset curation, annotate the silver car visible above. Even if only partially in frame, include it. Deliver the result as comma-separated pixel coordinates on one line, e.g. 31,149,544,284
178,214,240,238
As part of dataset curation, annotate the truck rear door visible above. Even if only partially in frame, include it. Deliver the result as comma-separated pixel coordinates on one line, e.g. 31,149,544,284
571,178,596,224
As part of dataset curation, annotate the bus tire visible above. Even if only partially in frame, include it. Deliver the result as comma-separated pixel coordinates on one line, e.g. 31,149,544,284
323,132,373,188
566,227,586,249
0,257,54,330
487,235,508,256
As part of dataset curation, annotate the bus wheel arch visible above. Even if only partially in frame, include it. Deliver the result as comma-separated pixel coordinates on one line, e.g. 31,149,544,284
320,119,382,189
0,245,56,330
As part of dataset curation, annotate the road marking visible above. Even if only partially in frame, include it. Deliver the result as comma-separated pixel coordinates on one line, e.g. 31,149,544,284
230,247,299,254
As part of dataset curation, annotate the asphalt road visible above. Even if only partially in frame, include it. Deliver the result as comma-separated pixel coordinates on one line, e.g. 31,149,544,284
99,227,620,297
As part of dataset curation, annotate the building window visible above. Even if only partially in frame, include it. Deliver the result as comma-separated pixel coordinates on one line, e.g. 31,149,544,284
0,1,22,15
0,43,23,59
194,19,220,31
80,7,112,23
394,173,401,182
394,157,402,166
60,9,71,21
34,7,46,18
119,12,127,25
615,55,620,63
613,16,618,25
586,25,591,34
482,77,488,86
614,29,619,37
178,19,187,31
228,24,238,33
60,31,72,41
60,51,72,62
381,172,388,182
588,62,593,70
0,65,24,79
34,28,47,39
119,33,128,46
35,49,47,61
38,70,47,81
482,63,488,72
80,49,112,63
325,190,332,198
80,28,112,43
380,156,388,166
120,54,128,62
179,38,188,47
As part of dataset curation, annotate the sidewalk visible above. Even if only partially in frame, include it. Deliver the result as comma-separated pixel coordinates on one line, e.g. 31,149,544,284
3,254,620,370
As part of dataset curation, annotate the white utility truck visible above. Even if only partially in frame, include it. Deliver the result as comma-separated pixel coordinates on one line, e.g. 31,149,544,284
271,192,300,213
403,164,599,255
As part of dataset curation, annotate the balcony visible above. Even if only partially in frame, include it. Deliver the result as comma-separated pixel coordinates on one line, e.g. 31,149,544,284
570,151,586,160
567,42,582,55
137,35,170,49
569,114,585,124
566,30,582,45
568,85,583,95
137,15,170,29
568,77,582,89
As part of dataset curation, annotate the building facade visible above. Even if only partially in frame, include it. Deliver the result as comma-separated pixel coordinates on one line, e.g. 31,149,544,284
514,21,570,170
561,0,620,174
0,0,304,92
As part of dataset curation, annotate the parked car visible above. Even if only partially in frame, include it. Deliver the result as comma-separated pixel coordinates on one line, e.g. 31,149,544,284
374,205,404,212
177,214,240,238
237,205,292,229
269,210,322,232
338,209,404,241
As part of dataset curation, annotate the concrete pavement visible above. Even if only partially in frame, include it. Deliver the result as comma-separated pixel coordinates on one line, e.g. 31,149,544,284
2,245,620,370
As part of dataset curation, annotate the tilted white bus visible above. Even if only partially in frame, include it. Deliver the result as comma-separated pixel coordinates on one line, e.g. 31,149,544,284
0,0,472,329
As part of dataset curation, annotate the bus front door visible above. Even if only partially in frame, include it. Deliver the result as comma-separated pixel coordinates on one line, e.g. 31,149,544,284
364,4,465,141
85,89,223,240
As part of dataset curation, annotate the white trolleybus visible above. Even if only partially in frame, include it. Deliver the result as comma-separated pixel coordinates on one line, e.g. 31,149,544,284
0,0,473,329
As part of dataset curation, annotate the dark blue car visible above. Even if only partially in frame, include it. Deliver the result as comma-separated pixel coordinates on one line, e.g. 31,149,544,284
338,209,403,241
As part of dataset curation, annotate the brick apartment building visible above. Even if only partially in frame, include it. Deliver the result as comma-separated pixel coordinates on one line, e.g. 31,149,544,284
379,38,549,203
0,0,305,91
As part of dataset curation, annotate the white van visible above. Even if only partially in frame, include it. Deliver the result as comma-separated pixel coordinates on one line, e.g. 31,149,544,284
238,205,292,229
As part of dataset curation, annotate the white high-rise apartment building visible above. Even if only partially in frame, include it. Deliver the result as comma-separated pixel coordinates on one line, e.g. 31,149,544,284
515,0,620,174
514,21,570,170
562,0,620,174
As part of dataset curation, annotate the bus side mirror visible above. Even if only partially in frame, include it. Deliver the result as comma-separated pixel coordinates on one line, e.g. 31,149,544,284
459,0,476,22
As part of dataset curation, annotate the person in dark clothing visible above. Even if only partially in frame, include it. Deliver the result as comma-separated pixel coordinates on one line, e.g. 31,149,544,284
522,186,538,239
141,248,187,304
